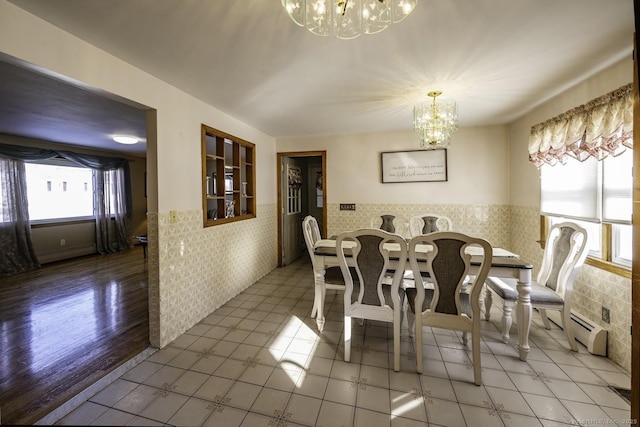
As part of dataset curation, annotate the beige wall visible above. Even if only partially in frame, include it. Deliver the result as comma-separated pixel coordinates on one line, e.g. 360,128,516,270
0,1,278,347
278,126,510,205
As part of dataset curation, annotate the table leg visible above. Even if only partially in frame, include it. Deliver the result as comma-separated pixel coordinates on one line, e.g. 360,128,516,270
516,269,532,361
313,266,327,332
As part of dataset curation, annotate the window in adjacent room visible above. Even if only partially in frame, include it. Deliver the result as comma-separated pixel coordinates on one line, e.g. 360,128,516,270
25,160,94,222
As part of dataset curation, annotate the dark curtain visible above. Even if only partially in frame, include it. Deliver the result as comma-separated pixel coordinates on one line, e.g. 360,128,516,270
0,157,40,276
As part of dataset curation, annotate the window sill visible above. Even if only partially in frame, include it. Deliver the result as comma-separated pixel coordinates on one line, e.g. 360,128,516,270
585,256,631,279
30,217,95,227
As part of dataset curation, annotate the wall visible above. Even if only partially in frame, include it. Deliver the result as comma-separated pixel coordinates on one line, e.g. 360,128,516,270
508,58,633,372
0,1,278,348
277,126,511,247
279,127,509,206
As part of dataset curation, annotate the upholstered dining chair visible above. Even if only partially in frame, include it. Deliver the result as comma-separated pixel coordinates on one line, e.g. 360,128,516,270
370,214,410,239
484,221,588,351
302,215,347,331
406,232,492,385
336,228,407,372
408,214,453,237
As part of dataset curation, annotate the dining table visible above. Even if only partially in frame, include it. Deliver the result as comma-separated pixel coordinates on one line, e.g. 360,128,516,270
312,238,535,361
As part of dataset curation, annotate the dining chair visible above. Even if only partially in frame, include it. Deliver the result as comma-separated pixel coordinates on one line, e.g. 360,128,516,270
406,232,492,384
370,214,410,239
336,228,407,372
408,213,453,237
302,215,347,331
484,221,588,351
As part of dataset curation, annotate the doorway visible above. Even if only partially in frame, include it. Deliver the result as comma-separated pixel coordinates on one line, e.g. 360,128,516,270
277,151,327,267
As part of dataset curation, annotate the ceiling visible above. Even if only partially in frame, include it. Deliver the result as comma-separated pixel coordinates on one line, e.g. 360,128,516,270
0,0,634,157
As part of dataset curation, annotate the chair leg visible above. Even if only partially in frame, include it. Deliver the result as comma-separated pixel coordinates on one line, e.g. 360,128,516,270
472,323,482,385
415,314,423,374
313,270,327,332
344,315,352,362
483,285,493,321
393,311,401,372
462,331,469,347
560,308,579,352
540,308,552,330
311,285,320,318
406,309,415,337
501,301,513,344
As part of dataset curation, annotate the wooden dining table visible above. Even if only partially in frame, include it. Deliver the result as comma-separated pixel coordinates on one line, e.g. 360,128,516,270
312,238,535,361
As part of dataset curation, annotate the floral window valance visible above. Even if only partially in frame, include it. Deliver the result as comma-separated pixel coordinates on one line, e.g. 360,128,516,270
528,83,633,167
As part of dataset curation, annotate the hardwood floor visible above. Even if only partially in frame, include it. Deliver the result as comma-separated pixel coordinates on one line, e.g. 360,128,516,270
0,246,149,425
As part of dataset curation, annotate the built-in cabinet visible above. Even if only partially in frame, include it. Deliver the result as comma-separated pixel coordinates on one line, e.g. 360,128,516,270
201,124,255,227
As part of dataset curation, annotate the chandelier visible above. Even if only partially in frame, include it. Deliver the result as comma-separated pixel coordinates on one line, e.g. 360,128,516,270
281,0,418,40
413,91,458,150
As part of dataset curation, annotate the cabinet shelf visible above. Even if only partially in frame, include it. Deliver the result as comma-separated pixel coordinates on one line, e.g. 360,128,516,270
202,124,256,227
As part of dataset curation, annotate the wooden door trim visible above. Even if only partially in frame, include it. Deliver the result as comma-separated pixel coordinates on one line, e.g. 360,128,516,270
631,28,639,421
276,151,327,267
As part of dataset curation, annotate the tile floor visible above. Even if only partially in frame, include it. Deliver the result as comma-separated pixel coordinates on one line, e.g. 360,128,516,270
50,257,631,426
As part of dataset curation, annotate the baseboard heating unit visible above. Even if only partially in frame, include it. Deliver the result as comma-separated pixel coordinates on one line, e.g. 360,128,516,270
545,309,607,356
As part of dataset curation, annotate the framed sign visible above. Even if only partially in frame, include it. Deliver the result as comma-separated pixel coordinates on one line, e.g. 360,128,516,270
381,149,447,183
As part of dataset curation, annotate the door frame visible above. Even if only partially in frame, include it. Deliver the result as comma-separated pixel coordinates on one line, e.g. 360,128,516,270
277,151,327,267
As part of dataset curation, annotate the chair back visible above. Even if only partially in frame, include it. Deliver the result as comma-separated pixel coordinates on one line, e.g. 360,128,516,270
409,214,453,237
408,232,492,326
539,221,588,299
302,215,322,267
336,229,407,313
370,214,409,238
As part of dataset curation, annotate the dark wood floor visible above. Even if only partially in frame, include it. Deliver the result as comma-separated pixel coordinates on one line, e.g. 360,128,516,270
0,246,149,425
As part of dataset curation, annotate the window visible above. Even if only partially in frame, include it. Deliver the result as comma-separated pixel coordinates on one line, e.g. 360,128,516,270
25,161,94,222
540,149,632,275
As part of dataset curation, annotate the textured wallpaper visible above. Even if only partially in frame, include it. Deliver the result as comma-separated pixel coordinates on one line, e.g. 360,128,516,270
148,202,630,373
329,203,631,373
149,205,278,348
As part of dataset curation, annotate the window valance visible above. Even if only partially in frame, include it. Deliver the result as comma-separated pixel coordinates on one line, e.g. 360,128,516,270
528,83,633,167
0,142,129,170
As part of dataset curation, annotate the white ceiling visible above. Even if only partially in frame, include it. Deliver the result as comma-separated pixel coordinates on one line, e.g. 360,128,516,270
0,0,634,156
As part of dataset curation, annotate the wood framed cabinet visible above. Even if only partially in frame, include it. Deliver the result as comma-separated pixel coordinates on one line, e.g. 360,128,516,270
201,124,255,227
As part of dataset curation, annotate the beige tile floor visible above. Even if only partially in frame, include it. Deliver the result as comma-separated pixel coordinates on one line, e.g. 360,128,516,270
50,256,631,426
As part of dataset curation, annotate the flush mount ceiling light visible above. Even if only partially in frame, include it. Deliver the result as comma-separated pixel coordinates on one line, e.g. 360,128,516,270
281,0,417,39
413,90,458,150
112,135,139,145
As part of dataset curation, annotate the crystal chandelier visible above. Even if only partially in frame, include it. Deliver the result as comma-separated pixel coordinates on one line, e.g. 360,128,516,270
413,91,458,150
281,0,417,40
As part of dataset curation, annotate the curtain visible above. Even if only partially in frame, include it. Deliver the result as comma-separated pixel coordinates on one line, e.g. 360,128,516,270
528,83,633,167
0,141,133,266
0,157,40,276
94,168,131,254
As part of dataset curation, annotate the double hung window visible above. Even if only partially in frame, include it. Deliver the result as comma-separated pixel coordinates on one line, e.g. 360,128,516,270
540,148,632,272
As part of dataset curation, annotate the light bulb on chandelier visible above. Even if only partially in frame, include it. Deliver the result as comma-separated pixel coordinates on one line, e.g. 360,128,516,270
281,0,418,40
